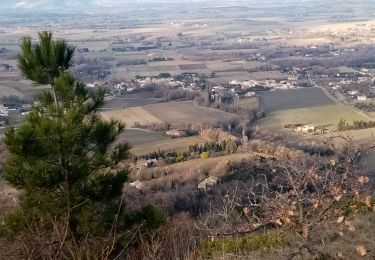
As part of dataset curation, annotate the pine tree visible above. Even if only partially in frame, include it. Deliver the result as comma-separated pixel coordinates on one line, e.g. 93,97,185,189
4,32,131,238
18,31,75,107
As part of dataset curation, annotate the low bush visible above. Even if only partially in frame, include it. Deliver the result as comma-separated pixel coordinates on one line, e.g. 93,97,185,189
201,231,288,258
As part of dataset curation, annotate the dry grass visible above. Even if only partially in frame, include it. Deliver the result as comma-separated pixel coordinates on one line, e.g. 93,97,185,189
248,71,288,81
135,153,252,183
0,86,23,99
285,37,332,46
0,181,18,214
101,106,162,127
210,71,254,83
258,104,369,130
205,60,262,72
102,101,238,128
131,135,205,155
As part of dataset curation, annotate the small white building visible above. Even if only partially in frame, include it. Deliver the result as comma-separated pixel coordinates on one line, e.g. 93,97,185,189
348,90,359,96
198,176,219,191
115,82,126,89
229,80,241,85
245,91,256,97
87,82,101,88
296,124,315,133
166,130,186,138
357,95,367,101
0,104,8,117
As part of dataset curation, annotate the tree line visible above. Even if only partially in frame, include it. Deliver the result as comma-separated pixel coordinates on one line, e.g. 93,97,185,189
337,118,375,131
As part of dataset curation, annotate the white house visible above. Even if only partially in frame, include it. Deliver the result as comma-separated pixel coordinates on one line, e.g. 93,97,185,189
229,80,241,85
348,90,359,96
245,91,256,97
166,130,186,138
296,124,315,133
357,95,367,101
0,104,8,117
198,176,219,190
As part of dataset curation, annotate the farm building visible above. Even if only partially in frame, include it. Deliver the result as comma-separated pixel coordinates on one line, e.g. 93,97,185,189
357,95,368,101
0,104,8,117
245,91,256,97
198,176,219,191
295,124,315,133
348,90,359,96
166,130,186,138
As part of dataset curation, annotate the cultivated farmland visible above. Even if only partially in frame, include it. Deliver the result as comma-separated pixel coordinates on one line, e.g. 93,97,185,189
257,88,370,130
117,129,207,155
100,97,163,109
131,135,206,155
258,104,369,130
120,129,169,147
101,101,239,128
259,87,335,113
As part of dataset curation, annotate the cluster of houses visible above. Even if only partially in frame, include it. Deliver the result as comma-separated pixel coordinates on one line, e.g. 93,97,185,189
0,102,33,128
327,70,374,102
248,52,267,61
346,90,369,101
229,77,298,91
113,73,202,94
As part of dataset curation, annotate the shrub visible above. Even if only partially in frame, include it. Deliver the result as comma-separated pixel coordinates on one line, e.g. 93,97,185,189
124,204,166,231
201,231,288,258
200,152,210,159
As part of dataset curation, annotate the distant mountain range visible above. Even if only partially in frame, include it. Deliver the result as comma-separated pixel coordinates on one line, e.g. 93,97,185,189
0,0,208,14
0,0,134,13
1,0,375,16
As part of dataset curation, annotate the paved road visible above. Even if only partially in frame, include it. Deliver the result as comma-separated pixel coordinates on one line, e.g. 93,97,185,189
307,72,338,104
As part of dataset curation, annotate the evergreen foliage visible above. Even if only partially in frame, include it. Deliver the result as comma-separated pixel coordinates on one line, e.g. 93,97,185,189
18,31,75,86
2,32,141,239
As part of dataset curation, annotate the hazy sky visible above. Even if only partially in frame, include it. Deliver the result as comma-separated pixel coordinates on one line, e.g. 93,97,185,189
2,0,374,15
3,0,120,9
0,0,230,9
0,0,223,13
